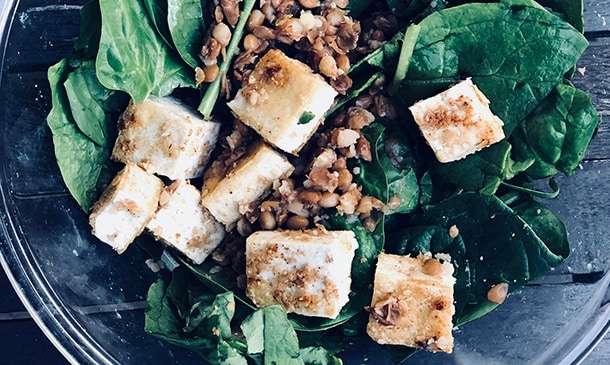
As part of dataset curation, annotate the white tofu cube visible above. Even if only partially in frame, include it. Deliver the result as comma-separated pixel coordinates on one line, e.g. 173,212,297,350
409,78,505,163
245,228,358,319
89,163,164,253
200,142,294,229
366,253,455,353
112,96,221,180
146,180,226,265
227,49,338,155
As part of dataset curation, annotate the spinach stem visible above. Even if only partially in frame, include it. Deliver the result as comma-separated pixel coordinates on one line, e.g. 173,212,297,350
501,178,560,200
198,0,256,120
388,24,420,95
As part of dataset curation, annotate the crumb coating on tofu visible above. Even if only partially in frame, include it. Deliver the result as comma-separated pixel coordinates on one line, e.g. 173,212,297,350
366,253,456,353
146,180,226,265
409,78,505,163
228,49,338,155
112,96,221,180
245,228,357,319
200,141,295,229
89,163,163,253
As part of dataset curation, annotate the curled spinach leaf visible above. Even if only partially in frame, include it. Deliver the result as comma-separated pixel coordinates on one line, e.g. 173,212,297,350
511,83,599,179
144,267,249,364
96,0,195,103
167,0,208,68
64,60,128,147
394,0,589,136
47,59,121,211
388,193,568,325
357,122,420,214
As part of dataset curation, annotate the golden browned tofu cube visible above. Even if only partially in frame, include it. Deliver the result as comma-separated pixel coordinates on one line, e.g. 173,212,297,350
112,96,221,180
228,49,338,155
200,142,294,229
367,253,456,353
89,163,163,253
146,180,225,264
409,78,505,163
245,228,358,319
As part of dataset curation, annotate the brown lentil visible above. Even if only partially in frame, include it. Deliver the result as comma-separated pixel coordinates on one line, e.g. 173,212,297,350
247,9,266,31
203,64,220,82
259,211,277,230
286,215,310,230
336,53,350,72
362,216,377,232
387,194,402,210
221,0,240,27
422,258,443,276
253,25,276,40
356,136,372,161
243,34,261,52
449,225,460,238
337,168,353,191
299,190,322,205
195,67,206,86
318,192,340,208
487,283,509,304
319,54,339,78
212,22,232,47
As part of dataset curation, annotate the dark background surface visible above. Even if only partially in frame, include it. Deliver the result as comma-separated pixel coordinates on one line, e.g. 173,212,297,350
2,0,610,364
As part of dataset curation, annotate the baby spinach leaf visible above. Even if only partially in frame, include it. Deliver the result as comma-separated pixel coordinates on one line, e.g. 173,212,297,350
433,141,514,195
167,0,208,68
47,59,117,211
357,122,420,213
394,0,588,136
510,83,599,179
64,60,128,147
73,0,102,59
417,192,568,323
511,198,569,261
142,0,174,47
96,0,195,103
144,267,249,364
241,306,304,365
537,0,584,33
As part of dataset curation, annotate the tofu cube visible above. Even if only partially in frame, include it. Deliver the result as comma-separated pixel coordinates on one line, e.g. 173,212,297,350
227,49,338,155
409,78,505,163
200,142,294,229
112,95,221,180
366,253,456,353
245,228,358,319
89,163,164,253
146,180,226,265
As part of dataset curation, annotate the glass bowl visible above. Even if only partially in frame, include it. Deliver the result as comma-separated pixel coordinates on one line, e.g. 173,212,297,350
1,0,609,364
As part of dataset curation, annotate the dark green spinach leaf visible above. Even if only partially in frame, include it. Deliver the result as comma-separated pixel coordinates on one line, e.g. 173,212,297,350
241,306,304,365
96,0,195,103
142,0,174,47
64,60,128,147
47,59,118,211
167,0,208,68
144,267,249,364
511,83,599,179
394,0,588,136
417,192,568,323
357,122,420,213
